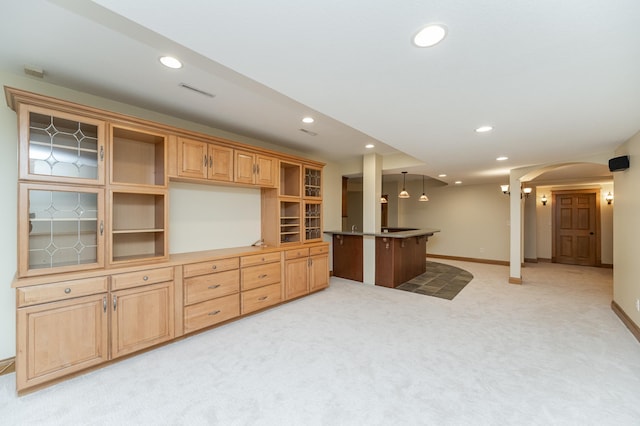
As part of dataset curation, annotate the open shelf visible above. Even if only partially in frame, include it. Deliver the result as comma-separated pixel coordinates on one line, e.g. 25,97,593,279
280,201,300,244
279,161,301,197
111,191,166,263
111,126,165,186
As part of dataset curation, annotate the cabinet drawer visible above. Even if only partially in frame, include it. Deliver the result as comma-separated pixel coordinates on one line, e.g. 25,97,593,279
285,247,310,260
241,262,281,291
240,251,281,267
184,293,240,333
310,245,328,256
184,270,239,306
17,277,108,307
241,283,282,315
183,257,239,278
111,267,174,291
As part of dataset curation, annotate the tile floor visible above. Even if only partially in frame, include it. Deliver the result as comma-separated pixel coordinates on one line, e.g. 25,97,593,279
395,261,474,300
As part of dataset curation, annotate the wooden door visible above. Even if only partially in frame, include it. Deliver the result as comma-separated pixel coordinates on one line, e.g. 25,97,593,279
16,294,109,391
553,192,599,266
256,155,276,187
111,281,174,359
177,137,207,179
309,254,329,291
234,150,256,184
207,144,233,182
285,257,309,299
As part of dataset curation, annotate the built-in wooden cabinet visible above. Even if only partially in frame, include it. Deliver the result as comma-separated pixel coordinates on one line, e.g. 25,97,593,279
176,137,233,182
16,293,109,390
8,87,327,394
235,150,276,187
240,252,282,314
18,104,106,185
284,244,329,300
183,257,240,334
110,280,174,359
19,183,105,277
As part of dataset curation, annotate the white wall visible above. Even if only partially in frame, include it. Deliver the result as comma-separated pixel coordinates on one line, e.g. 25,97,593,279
0,72,335,360
399,181,510,262
613,131,640,328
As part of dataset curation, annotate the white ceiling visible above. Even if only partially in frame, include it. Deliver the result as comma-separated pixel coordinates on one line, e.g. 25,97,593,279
3,0,639,186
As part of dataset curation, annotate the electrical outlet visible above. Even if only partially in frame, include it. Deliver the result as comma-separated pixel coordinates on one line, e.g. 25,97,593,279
636,299,640,312
479,247,485,254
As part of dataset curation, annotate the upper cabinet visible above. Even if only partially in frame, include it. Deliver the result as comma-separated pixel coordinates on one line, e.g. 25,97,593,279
304,165,322,199
18,104,106,185
235,150,276,187
176,137,233,182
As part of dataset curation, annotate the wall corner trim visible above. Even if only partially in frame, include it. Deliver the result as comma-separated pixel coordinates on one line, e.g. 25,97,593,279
611,301,640,344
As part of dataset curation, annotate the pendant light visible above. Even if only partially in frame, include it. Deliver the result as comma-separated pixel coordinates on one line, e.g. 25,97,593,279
419,175,429,202
399,171,410,198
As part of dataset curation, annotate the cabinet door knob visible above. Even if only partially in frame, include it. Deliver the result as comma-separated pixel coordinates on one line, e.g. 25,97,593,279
64,288,71,294
212,265,217,270
143,275,149,281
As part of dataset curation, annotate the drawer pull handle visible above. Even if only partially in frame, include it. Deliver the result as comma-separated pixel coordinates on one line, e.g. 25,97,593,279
208,284,221,289
258,274,268,279
143,276,149,281
258,296,268,301
261,257,265,262
64,288,71,294
212,265,217,270
208,310,221,316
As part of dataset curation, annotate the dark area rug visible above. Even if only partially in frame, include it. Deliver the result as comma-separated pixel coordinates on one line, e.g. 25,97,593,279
395,261,474,300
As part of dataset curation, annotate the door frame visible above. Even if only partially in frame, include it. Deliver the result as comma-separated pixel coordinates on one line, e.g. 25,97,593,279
551,188,602,266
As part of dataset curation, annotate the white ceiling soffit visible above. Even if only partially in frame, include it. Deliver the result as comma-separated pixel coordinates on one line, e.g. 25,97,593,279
3,0,640,186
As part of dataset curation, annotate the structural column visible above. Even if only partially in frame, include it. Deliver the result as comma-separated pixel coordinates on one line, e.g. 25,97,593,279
362,153,382,285
509,171,523,283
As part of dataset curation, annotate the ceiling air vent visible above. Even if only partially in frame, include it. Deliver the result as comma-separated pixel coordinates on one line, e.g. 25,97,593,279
299,128,318,136
179,83,215,98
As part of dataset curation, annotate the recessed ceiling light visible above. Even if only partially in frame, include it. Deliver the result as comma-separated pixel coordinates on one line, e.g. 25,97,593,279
365,144,375,149
413,24,447,47
496,156,509,161
455,181,462,185
475,125,493,133
302,117,314,124
438,174,447,178
159,56,183,69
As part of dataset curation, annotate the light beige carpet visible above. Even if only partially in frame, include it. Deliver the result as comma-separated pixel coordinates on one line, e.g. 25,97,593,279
1,260,639,425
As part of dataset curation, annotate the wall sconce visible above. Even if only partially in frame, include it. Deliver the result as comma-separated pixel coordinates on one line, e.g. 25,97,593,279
541,194,547,206
605,192,613,205
399,171,410,198
419,175,429,202
380,194,388,204
500,184,532,198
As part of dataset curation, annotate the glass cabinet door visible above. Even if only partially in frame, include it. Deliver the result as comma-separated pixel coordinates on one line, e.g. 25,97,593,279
19,183,105,277
304,166,322,199
19,105,106,185
304,201,322,242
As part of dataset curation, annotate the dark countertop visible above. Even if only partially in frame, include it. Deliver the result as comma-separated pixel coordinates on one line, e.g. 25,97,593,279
324,228,440,239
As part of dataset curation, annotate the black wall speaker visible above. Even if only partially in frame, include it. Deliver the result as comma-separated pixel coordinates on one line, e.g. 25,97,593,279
609,155,630,172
